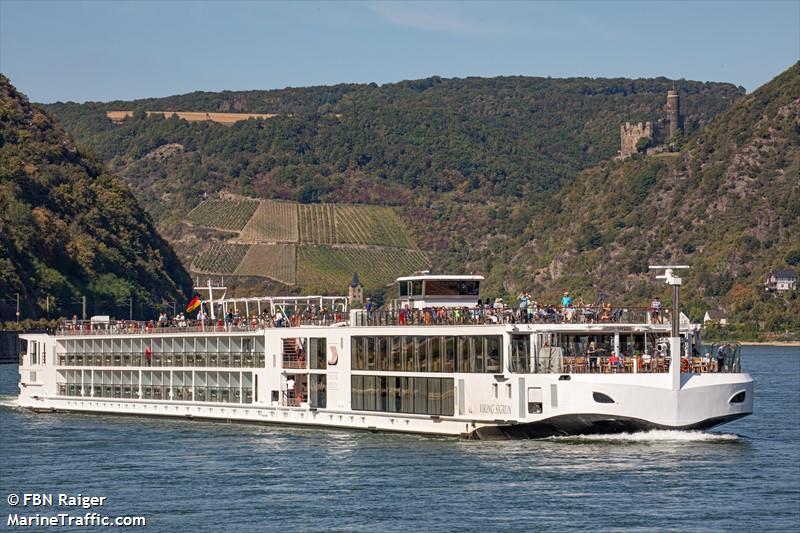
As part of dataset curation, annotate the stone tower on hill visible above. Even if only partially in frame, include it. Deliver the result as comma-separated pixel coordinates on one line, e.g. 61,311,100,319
666,89,680,139
619,89,683,158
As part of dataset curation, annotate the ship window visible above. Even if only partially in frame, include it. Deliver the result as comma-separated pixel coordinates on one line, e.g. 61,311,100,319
411,280,422,296
423,280,480,296
388,376,401,413
414,375,427,412
366,338,376,371
443,337,455,373
527,387,543,414
430,337,442,372
510,335,530,373
364,375,376,411
310,374,326,408
399,281,410,297
391,337,402,371
377,337,389,371
729,391,746,404
471,337,485,373
416,337,429,372
309,338,326,369
593,392,615,404
486,336,502,373
351,376,454,416
352,337,365,370
350,335,501,374
402,337,414,371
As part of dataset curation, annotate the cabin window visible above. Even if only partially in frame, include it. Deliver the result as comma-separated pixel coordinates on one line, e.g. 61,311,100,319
402,337,414,372
429,338,442,372
366,338,376,371
416,337,429,372
391,337,402,371
351,376,454,416
309,374,326,408
443,337,456,373
309,338,327,369
352,337,366,370
376,337,388,371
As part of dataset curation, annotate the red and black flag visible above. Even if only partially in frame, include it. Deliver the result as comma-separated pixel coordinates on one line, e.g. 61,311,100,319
186,293,202,313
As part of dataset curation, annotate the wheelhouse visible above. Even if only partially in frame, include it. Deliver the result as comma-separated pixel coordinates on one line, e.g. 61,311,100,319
395,274,483,310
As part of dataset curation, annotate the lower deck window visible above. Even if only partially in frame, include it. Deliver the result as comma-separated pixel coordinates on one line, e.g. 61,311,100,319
351,375,454,416
56,370,254,404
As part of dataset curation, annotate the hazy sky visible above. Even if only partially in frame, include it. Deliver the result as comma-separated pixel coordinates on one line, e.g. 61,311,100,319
1,1,798,103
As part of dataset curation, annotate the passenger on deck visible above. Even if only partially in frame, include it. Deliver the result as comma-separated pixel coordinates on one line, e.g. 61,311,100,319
600,302,612,322
587,341,598,372
642,352,652,372
287,376,296,405
274,310,285,327
399,304,409,325
716,346,726,372
650,297,662,324
608,352,622,372
517,292,529,323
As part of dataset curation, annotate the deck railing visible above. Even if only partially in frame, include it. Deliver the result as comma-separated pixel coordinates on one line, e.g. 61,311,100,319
56,306,672,336
536,354,739,374
57,352,266,368
353,306,672,327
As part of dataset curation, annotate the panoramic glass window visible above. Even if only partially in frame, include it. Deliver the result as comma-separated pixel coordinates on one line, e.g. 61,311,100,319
351,336,503,373
423,280,480,296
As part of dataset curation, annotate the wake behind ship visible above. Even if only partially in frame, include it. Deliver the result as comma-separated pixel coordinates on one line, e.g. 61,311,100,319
16,270,753,439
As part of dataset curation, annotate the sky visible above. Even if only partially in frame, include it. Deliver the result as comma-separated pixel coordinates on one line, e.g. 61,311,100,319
1,0,798,103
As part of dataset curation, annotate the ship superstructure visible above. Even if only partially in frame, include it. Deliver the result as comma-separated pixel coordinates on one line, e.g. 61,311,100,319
17,273,752,439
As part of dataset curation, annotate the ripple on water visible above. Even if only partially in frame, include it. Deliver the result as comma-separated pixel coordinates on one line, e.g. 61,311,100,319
0,347,798,531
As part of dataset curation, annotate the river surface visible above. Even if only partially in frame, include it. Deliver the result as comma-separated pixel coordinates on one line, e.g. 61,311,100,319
1,345,798,532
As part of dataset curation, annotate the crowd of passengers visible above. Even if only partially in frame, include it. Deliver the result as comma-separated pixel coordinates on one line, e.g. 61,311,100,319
366,291,666,325
559,341,734,374
63,304,344,332
61,292,667,331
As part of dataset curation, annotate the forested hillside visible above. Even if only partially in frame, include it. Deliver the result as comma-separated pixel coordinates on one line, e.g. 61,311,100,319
513,63,799,337
38,68,799,337
46,76,742,223
0,76,191,322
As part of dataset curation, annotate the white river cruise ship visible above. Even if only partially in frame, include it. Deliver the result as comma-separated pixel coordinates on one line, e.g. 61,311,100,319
16,269,753,439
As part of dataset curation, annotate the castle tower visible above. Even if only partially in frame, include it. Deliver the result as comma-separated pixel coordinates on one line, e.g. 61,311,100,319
348,272,364,306
666,89,681,139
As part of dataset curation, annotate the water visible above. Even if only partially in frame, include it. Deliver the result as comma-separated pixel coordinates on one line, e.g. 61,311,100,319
1,346,798,531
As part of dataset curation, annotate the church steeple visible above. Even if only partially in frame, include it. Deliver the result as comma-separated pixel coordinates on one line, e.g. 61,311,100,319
348,272,364,306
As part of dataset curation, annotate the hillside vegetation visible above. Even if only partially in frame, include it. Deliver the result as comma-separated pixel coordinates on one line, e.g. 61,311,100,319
513,63,800,337
0,76,191,321
182,197,426,291
40,69,800,336
46,76,742,223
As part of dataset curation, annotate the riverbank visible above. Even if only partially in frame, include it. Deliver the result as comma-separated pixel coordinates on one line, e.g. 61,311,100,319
739,341,800,347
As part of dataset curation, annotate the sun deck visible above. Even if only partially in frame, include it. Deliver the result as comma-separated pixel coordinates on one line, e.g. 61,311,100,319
55,304,674,336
